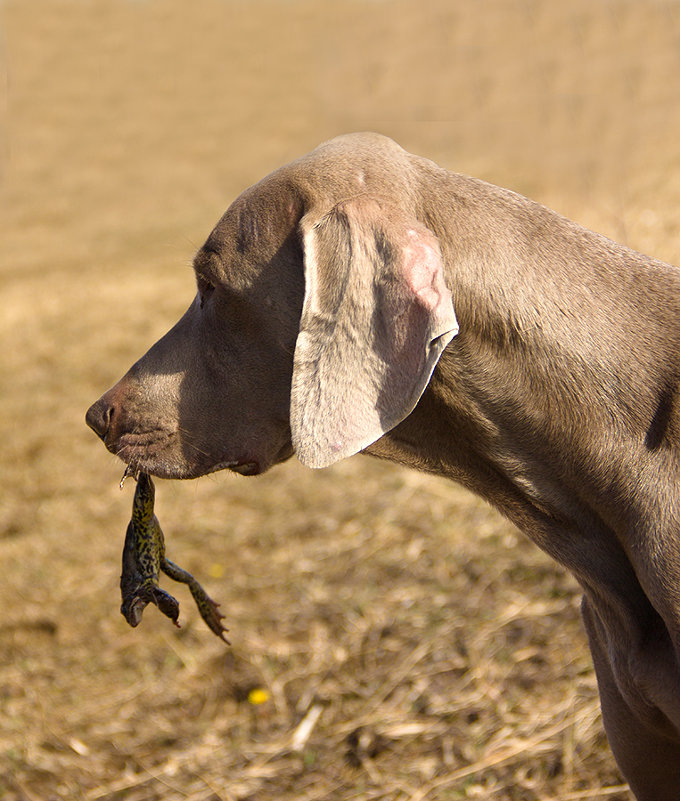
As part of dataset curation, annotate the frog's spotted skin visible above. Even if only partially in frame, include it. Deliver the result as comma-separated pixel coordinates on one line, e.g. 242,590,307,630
120,472,229,643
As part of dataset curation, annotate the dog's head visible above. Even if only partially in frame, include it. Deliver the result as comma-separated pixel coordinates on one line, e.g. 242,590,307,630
86,133,458,478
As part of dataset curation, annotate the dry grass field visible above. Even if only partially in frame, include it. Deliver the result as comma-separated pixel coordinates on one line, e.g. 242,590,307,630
2,1,680,799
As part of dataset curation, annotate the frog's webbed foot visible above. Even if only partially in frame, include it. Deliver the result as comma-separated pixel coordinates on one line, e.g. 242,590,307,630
162,558,230,643
189,585,229,643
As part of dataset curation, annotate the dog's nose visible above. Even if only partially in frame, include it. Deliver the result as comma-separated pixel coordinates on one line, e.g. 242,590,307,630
85,397,114,441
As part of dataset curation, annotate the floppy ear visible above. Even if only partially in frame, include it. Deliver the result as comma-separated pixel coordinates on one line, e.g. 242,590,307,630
291,196,458,468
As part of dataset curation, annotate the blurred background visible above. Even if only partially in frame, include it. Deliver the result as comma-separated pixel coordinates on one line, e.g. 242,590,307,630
2,1,680,799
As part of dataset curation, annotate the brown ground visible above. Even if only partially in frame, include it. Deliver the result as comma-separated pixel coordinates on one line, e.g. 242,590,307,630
2,1,680,799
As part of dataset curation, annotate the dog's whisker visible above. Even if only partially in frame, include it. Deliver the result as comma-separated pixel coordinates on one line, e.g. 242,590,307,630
176,427,212,458
119,463,139,489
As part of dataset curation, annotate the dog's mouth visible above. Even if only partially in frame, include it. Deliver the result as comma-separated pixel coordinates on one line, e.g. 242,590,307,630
210,460,260,477
108,425,293,481
117,454,261,481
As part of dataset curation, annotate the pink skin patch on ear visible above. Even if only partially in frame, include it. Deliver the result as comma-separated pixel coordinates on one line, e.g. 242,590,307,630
403,230,443,311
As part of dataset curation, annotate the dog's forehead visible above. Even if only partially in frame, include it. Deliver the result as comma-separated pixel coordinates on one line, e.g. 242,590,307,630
197,174,303,283
194,133,418,286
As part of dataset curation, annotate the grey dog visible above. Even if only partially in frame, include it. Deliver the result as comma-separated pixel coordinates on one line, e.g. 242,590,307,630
87,133,680,799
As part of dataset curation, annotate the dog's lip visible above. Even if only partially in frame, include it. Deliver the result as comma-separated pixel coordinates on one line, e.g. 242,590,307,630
207,460,260,476
112,432,262,479
207,460,239,472
229,461,260,476
113,452,260,480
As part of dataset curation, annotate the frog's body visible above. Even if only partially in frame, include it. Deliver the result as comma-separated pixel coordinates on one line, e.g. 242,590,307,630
120,472,229,642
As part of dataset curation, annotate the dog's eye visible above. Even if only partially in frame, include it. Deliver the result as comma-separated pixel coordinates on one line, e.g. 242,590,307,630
197,276,215,309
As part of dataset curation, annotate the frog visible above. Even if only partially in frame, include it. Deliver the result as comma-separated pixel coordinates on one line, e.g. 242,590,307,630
120,471,229,643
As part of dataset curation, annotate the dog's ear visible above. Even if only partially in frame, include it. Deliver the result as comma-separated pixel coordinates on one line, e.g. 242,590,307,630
291,196,458,468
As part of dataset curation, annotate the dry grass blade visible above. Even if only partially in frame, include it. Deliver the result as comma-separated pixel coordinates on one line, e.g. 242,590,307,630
545,786,631,801
291,703,325,752
408,702,605,801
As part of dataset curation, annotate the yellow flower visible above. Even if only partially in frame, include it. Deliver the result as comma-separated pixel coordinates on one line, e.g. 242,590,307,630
247,687,270,706
208,563,225,579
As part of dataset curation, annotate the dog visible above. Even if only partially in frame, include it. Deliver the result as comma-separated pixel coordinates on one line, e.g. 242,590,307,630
86,132,680,799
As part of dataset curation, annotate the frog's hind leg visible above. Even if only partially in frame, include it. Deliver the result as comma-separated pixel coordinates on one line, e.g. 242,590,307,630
162,559,230,643
150,586,181,627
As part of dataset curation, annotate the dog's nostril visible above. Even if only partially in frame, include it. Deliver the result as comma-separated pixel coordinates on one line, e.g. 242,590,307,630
85,399,115,441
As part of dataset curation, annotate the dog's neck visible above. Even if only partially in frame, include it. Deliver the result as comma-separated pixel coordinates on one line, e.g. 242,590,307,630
369,176,680,554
